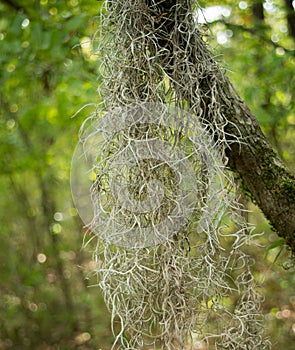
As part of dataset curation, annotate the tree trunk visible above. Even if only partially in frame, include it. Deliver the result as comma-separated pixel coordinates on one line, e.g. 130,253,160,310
222,80,295,255
284,0,295,42
150,0,295,253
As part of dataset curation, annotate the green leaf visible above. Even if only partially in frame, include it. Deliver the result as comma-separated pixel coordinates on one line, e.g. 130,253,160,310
64,14,87,32
266,238,285,252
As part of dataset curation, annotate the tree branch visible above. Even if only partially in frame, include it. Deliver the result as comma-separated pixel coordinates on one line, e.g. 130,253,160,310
284,0,295,41
223,81,295,254
153,0,295,253
1,0,33,19
2,0,22,11
252,0,265,21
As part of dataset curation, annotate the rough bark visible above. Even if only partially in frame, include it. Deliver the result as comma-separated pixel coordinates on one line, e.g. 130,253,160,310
151,0,295,253
222,80,295,254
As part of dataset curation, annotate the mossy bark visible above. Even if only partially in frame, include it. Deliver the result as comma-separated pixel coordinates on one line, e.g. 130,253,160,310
151,0,295,253
224,81,295,253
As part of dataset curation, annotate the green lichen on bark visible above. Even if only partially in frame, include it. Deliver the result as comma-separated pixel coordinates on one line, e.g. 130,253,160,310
282,178,295,204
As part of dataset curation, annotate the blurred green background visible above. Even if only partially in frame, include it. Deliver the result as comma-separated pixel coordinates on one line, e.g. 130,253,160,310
0,0,294,349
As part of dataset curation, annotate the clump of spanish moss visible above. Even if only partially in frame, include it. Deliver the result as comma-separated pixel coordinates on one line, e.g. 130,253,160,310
71,1,271,349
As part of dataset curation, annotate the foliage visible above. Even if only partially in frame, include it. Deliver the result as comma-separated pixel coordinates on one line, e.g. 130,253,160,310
0,0,294,349
0,1,112,349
